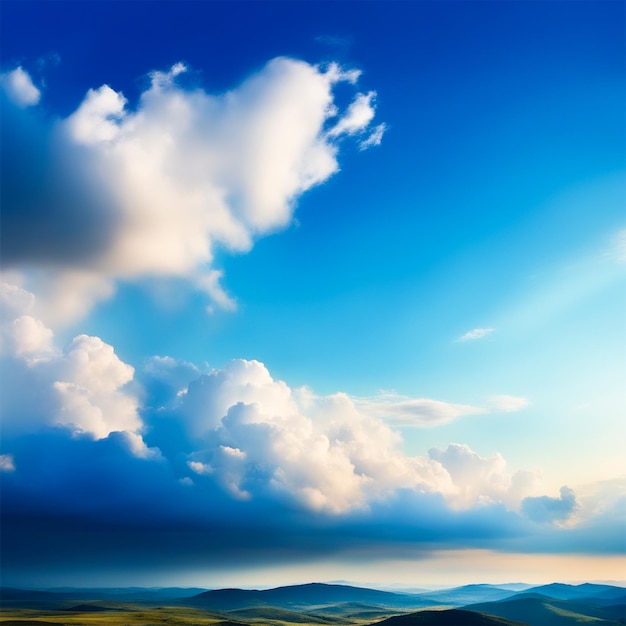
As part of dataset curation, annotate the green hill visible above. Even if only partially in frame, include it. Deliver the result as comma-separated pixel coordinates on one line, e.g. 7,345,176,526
466,596,625,626
369,608,528,625
186,582,434,611
226,606,339,624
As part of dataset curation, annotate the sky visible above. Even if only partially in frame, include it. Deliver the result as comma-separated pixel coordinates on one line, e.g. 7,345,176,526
0,0,625,589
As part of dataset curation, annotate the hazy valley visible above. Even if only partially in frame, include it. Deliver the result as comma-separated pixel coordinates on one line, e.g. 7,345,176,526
1,581,624,625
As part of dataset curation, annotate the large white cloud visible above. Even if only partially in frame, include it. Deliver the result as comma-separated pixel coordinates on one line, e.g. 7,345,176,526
149,357,542,514
1,59,382,325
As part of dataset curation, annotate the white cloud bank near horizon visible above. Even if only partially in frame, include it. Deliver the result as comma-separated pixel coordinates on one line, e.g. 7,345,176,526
1,281,552,517
1,59,383,325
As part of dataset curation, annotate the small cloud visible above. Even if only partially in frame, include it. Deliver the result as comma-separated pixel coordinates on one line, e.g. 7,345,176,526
488,395,530,413
355,392,483,427
457,327,494,342
359,123,387,150
0,454,16,472
188,460,213,475
0,66,41,107
521,485,580,525
327,91,377,138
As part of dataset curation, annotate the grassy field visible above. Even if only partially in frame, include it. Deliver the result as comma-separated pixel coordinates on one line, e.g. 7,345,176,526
0,604,401,626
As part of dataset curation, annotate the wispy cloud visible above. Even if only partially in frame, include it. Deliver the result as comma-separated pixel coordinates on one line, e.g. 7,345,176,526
612,228,626,263
0,454,15,472
488,395,530,413
456,327,494,342
354,393,483,427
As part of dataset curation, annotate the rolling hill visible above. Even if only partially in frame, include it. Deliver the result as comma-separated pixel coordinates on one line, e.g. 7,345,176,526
465,595,625,626
183,582,437,611
368,608,528,625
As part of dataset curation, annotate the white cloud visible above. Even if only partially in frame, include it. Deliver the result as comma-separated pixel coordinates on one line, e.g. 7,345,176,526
163,358,543,514
327,91,377,137
0,282,151,455
52,334,141,440
429,443,542,509
0,66,40,107
66,84,127,144
488,395,530,413
3,57,383,324
359,122,387,150
0,454,16,472
354,392,483,426
457,327,495,342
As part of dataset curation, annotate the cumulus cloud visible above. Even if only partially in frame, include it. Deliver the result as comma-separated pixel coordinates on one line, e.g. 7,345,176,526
146,358,543,514
522,485,580,525
428,443,541,509
1,59,383,324
0,66,40,107
457,327,495,342
0,282,151,456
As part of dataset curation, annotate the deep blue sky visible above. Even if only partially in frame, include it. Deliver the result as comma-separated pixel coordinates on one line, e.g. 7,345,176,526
1,1,624,587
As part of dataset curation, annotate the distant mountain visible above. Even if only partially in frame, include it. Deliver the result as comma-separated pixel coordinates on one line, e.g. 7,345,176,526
0,586,208,607
465,595,625,626
368,608,528,625
49,586,209,601
0,587,72,609
183,582,436,611
418,584,518,605
522,583,625,602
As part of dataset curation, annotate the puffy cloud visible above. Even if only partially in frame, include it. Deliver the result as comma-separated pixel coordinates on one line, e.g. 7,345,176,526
428,444,541,509
457,327,495,342
151,358,543,514
1,57,383,324
522,485,580,525
0,282,149,454
52,335,141,441
0,66,40,107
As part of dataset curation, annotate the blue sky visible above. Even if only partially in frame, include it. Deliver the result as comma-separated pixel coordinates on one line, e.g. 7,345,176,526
1,1,625,588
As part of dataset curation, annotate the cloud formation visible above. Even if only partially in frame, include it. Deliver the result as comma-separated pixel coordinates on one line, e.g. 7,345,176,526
488,395,530,413
355,393,483,426
0,282,150,456
522,486,580,525
457,327,495,342
0,67,40,107
141,356,544,514
1,59,383,324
